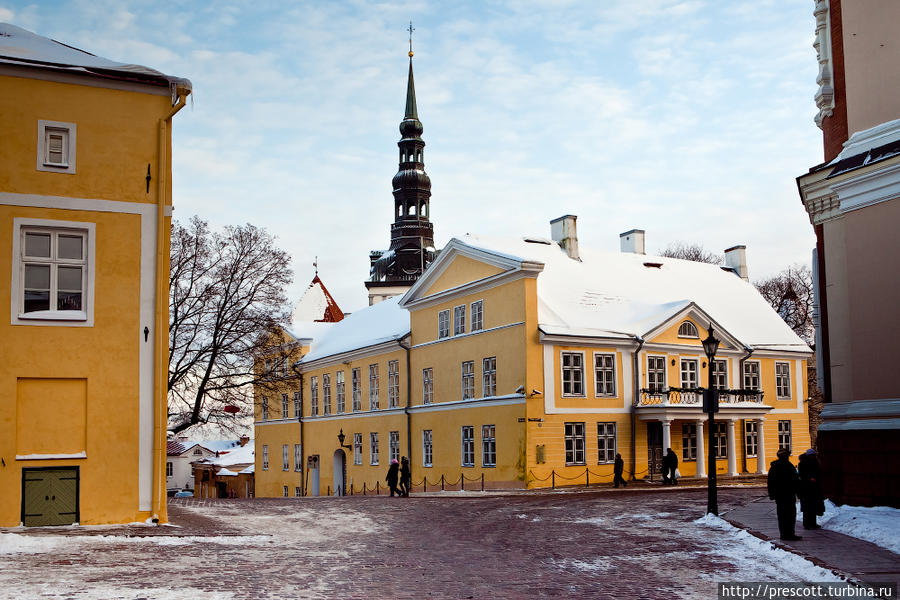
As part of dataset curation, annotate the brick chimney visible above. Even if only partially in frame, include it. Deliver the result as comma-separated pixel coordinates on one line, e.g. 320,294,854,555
619,229,645,254
550,215,580,260
724,245,749,281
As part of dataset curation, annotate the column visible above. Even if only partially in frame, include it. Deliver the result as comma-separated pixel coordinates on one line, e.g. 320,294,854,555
696,419,706,478
727,419,738,476
756,418,767,474
661,418,672,452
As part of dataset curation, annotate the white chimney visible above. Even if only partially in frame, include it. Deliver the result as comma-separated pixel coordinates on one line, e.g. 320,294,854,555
724,245,749,281
550,215,580,260
619,229,645,254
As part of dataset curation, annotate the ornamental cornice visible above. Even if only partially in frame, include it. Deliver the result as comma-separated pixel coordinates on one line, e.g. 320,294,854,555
804,193,842,225
813,0,834,130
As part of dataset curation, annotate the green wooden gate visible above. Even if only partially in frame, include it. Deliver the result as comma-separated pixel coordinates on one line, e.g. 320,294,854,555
22,467,79,527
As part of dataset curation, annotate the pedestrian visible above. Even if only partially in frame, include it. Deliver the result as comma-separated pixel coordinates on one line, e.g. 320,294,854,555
798,448,824,530
386,459,401,497
613,453,627,488
662,448,679,485
768,448,802,540
399,456,411,497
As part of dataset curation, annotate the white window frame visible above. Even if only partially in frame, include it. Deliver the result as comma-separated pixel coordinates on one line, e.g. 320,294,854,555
714,422,727,458
744,421,758,458
336,370,346,413
682,423,697,461
593,353,616,397
778,420,792,453
565,422,586,465
597,422,616,464
294,486,301,497
12,219,95,326
389,430,400,463
351,368,361,412
677,320,699,338
453,304,466,335
388,360,400,408
322,373,332,415
680,359,699,388
775,362,792,399
712,359,728,390
482,357,496,397
261,396,269,421
422,368,433,404
471,299,484,332
461,361,475,400
353,433,362,465
743,361,761,390
294,444,302,471
166,462,173,477
281,394,289,419
422,429,433,467
461,426,475,467
310,377,318,416
370,432,380,465
369,364,379,410
283,485,289,498
294,391,301,418
282,444,289,471
37,120,77,174
561,352,585,397
438,310,450,339
482,424,496,467
262,445,269,470
647,355,667,392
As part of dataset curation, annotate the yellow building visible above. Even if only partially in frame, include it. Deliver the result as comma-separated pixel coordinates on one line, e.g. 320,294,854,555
254,218,812,496
0,24,190,525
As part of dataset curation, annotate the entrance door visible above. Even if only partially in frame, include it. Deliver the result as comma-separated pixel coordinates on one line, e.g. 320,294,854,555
22,467,79,527
216,481,228,498
647,422,663,481
308,455,320,496
333,450,346,496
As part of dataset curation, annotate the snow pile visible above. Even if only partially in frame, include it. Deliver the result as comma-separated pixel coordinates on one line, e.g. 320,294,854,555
818,501,900,555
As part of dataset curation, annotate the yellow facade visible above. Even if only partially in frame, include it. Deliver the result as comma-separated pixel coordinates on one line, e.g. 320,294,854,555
0,31,190,525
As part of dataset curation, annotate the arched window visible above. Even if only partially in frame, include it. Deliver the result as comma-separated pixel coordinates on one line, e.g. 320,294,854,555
410,205,417,216
678,321,699,338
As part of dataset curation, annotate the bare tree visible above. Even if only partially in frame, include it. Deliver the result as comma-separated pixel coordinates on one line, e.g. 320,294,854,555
659,242,723,265
753,264,814,345
168,216,293,435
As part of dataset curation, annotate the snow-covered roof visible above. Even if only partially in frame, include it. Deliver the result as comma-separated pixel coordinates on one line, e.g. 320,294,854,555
290,275,344,323
458,234,810,353
829,117,900,164
196,443,255,468
0,23,191,91
216,468,239,477
198,440,245,453
299,295,409,363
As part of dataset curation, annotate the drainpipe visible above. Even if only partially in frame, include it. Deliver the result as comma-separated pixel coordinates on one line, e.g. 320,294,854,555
398,336,412,481
153,89,189,520
630,336,644,482
739,346,754,475
291,366,304,496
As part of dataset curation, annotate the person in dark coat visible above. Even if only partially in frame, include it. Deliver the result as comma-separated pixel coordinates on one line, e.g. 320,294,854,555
613,453,627,488
662,448,678,485
798,448,824,529
399,456,411,497
768,448,802,540
386,459,401,497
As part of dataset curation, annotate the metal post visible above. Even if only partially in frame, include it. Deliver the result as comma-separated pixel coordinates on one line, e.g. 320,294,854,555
327,485,331,496
552,470,556,489
481,473,484,491
707,379,718,515
350,483,353,496
441,474,445,491
363,482,366,496
586,469,589,488
376,481,380,495
461,474,464,492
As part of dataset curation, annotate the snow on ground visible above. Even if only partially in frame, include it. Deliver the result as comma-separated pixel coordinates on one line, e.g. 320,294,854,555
817,500,900,555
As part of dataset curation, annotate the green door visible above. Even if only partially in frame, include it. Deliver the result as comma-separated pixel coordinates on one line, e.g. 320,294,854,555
22,467,79,527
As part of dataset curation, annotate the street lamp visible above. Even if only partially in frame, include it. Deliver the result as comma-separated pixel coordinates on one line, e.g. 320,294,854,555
337,429,352,451
702,325,721,515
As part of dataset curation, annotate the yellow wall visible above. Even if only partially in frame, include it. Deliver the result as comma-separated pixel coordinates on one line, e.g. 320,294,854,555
424,255,504,297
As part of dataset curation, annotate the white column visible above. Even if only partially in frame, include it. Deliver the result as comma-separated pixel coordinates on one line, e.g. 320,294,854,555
661,418,672,452
727,419,738,476
756,418,767,474
695,419,706,478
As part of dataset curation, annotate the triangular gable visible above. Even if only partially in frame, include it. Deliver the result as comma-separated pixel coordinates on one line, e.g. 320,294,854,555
642,302,744,351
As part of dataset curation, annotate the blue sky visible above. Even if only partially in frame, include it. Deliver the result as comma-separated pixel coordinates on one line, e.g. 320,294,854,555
2,1,823,312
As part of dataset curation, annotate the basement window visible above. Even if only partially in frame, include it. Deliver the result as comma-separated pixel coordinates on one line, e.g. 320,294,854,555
37,120,77,174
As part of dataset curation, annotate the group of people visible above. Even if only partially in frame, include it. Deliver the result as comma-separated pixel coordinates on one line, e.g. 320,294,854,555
767,447,825,540
386,456,412,497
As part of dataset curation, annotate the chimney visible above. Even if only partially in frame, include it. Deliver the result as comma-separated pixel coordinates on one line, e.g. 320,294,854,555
239,435,250,447
619,229,645,254
550,215,580,260
724,245,749,281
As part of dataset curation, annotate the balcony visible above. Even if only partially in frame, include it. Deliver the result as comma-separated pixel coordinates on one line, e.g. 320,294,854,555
637,387,764,407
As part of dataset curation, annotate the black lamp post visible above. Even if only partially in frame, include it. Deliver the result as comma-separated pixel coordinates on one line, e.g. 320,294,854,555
702,325,721,515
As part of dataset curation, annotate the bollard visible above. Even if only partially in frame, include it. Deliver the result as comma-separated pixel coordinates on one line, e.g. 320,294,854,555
350,483,354,496
552,470,555,489
461,474,464,492
441,474,445,491
423,478,426,493
481,473,484,492
327,485,331,496
376,481,380,495
586,469,589,488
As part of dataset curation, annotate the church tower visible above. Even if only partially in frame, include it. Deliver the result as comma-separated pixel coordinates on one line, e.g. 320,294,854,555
365,28,435,305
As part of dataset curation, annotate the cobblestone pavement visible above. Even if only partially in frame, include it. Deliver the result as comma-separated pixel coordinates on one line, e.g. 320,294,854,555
3,487,847,599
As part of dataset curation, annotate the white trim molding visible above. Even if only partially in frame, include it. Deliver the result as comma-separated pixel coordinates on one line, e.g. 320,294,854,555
832,160,900,214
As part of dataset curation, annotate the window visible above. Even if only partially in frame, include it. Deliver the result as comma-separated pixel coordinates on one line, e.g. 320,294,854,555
597,422,616,464
743,361,760,390
294,392,301,418
283,485,289,498
775,362,791,398
282,444,289,471
471,300,484,332
461,426,475,466
778,420,792,453
295,487,301,497
680,359,698,388
336,370,346,413
422,430,433,467
565,422,586,465
461,361,475,400
281,394,289,419
352,368,361,412
453,305,466,335
37,120,76,173
712,360,727,390
322,373,332,415
422,368,434,404
193,449,202,456
744,421,758,458
594,353,616,396
261,397,269,421
310,377,319,415
438,310,450,339
714,422,727,458
562,352,585,396
264,359,272,380
483,357,496,397
294,444,302,471
678,320,699,338
14,221,95,324
389,431,400,463
369,364,379,409
262,445,269,470
353,433,362,465
648,356,667,392
166,462,173,477
682,424,697,461
370,433,379,465
482,425,496,467
388,360,400,408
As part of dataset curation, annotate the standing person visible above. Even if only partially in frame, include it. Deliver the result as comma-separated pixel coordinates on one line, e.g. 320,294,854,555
613,453,627,488
662,448,678,485
399,456,411,497
768,448,802,540
798,449,824,530
386,459,401,497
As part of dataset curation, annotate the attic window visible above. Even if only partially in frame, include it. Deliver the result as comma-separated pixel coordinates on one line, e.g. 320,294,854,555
523,237,552,245
643,262,663,269
678,321,699,338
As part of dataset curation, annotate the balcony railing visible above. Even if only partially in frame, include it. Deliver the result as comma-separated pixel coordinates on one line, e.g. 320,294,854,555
637,387,764,407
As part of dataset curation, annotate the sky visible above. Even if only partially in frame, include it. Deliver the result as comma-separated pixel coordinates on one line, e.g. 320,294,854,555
1,0,824,312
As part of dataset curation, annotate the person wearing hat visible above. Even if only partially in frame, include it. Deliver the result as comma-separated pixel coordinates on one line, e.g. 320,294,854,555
768,447,802,540
798,448,824,529
386,458,401,497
